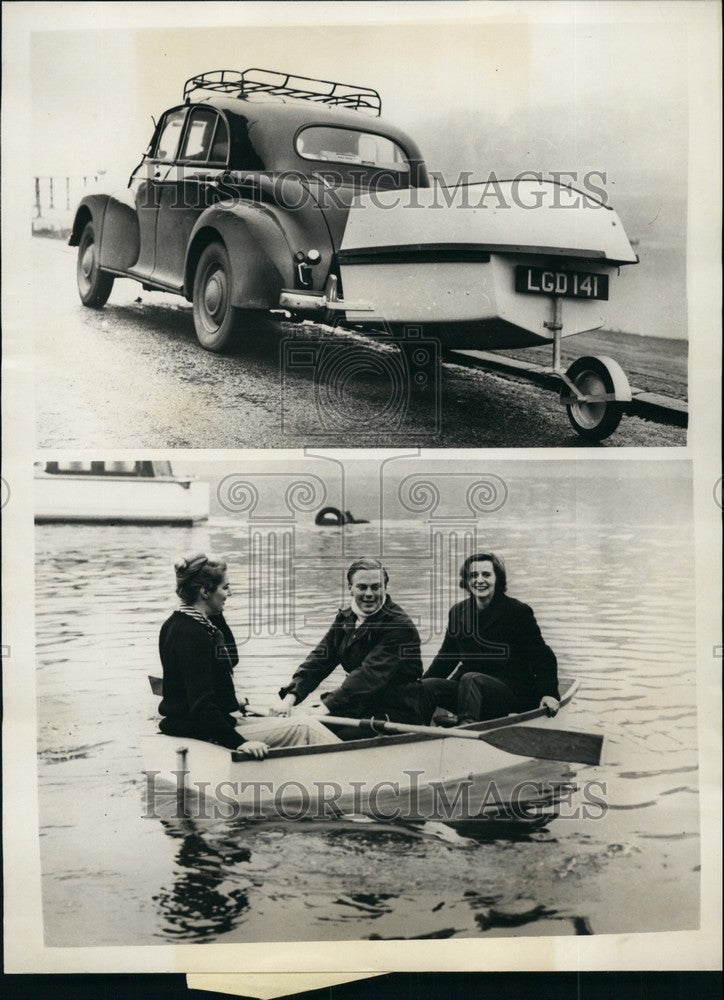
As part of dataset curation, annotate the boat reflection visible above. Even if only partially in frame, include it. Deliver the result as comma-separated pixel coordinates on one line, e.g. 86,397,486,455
151,792,252,941
147,760,579,942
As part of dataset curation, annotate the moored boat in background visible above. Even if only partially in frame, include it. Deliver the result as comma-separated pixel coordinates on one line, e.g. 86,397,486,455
34,459,209,525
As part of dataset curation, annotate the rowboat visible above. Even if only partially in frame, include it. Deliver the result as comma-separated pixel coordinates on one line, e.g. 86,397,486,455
142,677,595,824
34,459,209,525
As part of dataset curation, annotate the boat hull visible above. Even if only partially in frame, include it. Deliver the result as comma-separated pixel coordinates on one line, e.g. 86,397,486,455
35,474,209,524
338,181,637,346
142,680,580,822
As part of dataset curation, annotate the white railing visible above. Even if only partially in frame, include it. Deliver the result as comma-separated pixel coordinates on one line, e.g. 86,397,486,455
32,174,109,234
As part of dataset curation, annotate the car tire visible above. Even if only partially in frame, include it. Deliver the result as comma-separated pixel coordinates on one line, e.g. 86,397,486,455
564,356,624,441
77,221,114,308
193,241,275,353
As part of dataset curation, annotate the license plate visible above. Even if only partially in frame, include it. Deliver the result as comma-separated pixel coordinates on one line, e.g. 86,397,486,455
515,266,609,301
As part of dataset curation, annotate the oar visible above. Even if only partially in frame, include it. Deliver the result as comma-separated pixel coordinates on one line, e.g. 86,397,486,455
321,714,603,766
147,675,602,764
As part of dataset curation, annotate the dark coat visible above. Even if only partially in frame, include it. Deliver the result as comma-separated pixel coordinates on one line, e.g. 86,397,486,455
280,597,432,723
158,611,245,749
423,594,559,709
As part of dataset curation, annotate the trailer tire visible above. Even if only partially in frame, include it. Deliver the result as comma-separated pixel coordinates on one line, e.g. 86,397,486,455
564,356,624,441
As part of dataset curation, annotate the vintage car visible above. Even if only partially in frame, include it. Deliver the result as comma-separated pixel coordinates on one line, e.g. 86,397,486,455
70,68,639,440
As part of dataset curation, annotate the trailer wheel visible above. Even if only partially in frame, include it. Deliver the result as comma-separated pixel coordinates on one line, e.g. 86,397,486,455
77,221,114,308
564,356,624,441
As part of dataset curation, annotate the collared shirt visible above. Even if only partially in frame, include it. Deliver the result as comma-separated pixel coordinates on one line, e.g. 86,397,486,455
349,597,385,628
279,596,424,717
177,603,216,635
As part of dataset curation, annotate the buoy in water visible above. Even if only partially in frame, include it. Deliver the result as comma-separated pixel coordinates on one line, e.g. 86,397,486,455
314,507,369,526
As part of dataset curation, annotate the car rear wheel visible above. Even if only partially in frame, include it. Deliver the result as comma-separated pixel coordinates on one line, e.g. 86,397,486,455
194,241,275,353
77,221,114,308
564,356,624,441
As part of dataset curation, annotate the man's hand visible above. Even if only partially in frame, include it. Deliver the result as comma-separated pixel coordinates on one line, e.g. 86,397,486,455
305,702,331,717
540,695,560,717
239,740,269,759
269,693,296,717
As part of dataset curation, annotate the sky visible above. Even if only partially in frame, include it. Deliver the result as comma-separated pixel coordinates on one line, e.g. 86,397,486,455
25,3,697,338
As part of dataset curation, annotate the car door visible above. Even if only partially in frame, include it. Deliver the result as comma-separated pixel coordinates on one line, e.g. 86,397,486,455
127,106,187,278
152,106,231,289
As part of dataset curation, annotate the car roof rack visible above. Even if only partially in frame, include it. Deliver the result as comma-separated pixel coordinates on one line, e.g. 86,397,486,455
183,68,382,116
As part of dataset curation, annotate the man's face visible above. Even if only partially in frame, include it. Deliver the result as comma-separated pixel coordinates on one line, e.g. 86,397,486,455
348,569,387,616
466,560,496,602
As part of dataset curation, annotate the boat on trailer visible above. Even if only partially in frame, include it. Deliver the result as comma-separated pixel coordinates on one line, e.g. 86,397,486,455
34,459,209,525
142,677,589,824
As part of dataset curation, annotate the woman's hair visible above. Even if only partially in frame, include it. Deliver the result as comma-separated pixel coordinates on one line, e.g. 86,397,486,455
458,552,507,595
175,553,227,604
346,557,389,587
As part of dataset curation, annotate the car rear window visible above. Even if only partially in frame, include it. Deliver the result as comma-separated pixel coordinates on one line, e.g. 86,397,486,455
296,126,409,171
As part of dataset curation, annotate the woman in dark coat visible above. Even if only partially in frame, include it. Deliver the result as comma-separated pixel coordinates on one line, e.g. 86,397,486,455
158,553,339,756
422,552,560,724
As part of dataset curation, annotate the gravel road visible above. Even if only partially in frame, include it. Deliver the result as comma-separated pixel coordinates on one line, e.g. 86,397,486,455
34,238,686,449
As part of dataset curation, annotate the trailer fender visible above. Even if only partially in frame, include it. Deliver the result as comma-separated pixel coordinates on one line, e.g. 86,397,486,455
560,355,632,404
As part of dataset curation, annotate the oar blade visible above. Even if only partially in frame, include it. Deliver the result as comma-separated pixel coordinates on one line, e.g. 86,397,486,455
480,725,603,766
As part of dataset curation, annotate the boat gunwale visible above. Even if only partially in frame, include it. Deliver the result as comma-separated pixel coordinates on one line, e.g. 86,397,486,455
227,676,578,763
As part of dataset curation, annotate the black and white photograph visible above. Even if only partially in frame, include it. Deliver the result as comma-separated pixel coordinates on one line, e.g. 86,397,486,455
1,0,721,986
32,455,699,946
22,3,692,448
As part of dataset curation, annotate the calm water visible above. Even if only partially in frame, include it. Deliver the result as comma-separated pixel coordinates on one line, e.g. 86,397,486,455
35,503,699,945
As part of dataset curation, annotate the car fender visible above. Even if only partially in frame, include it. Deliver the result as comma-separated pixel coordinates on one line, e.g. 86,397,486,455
68,194,111,247
184,203,297,309
96,187,141,271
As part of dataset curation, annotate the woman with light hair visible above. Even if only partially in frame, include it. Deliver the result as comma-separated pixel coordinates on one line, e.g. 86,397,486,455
158,553,340,756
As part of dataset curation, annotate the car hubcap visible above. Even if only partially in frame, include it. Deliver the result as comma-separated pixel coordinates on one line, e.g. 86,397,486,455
81,245,94,279
571,372,606,429
203,270,226,323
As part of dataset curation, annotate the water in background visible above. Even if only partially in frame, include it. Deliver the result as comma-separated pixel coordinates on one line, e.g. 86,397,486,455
35,490,699,945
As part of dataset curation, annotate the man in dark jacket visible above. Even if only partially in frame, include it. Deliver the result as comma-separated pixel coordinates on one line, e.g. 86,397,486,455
423,552,559,723
270,558,433,730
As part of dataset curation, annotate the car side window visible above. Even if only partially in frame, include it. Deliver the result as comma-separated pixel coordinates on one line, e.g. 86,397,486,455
153,109,186,161
178,108,229,165
208,116,230,165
